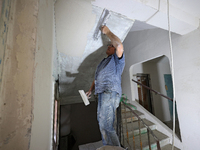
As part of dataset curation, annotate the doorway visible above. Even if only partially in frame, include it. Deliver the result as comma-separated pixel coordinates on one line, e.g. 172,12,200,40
136,73,154,114
164,74,178,120
164,74,181,139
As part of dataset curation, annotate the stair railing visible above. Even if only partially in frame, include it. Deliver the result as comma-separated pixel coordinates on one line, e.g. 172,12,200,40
132,79,173,101
116,79,172,149
119,100,161,150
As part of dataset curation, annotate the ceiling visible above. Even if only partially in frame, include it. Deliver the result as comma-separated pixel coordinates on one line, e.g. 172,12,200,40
170,0,200,18
128,0,200,33
129,20,157,32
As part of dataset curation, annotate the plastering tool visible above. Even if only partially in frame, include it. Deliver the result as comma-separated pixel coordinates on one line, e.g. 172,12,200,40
79,90,90,106
93,9,110,40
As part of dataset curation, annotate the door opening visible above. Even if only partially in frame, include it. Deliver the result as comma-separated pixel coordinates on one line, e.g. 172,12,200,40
136,73,154,114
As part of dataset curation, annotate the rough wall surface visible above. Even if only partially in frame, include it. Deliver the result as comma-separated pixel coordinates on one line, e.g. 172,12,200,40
0,0,39,149
0,0,11,92
30,0,55,149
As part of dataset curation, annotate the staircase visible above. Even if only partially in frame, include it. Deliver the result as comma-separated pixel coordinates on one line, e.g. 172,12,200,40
79,100,182,150
119,101,180,150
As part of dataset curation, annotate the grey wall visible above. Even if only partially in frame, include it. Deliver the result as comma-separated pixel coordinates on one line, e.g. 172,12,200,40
123,28,200,149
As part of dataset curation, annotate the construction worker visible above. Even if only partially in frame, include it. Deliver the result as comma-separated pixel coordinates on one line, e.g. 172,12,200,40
86,26,125,146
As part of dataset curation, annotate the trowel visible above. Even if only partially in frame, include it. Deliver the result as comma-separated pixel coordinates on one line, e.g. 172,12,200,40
93,8,110,40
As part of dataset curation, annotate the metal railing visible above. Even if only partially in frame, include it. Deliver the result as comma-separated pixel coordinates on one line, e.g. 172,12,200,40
132,79,173,101
116,79,174,149
117,100,161,150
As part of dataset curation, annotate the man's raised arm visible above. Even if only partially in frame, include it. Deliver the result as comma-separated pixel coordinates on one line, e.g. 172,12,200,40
101,26,124,58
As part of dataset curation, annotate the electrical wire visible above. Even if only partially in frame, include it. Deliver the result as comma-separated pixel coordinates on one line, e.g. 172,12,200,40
166,0,176,150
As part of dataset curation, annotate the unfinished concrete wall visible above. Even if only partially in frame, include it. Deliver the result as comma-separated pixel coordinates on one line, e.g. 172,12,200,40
30,0,55,149
0,0,39,149
0,0,11,93
123,28,200,149
0,0,56,149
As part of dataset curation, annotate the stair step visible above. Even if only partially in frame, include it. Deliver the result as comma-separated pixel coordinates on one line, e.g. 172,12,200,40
121,107,132,113
122,110,145,123
122,119,156,137
123,130,170,150
121,103,137,113
161,144,180,150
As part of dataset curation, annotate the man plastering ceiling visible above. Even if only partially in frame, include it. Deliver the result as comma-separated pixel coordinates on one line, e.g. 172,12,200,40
86,25,125,147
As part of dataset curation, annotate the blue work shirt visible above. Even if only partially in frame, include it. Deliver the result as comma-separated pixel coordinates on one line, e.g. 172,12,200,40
95,52,125,97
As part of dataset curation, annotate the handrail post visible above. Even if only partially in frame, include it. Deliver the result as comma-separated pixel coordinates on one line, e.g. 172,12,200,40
157,141,161,150
131,115,136,150
124,104,129,146
138,120,143,150
147,129,151,150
